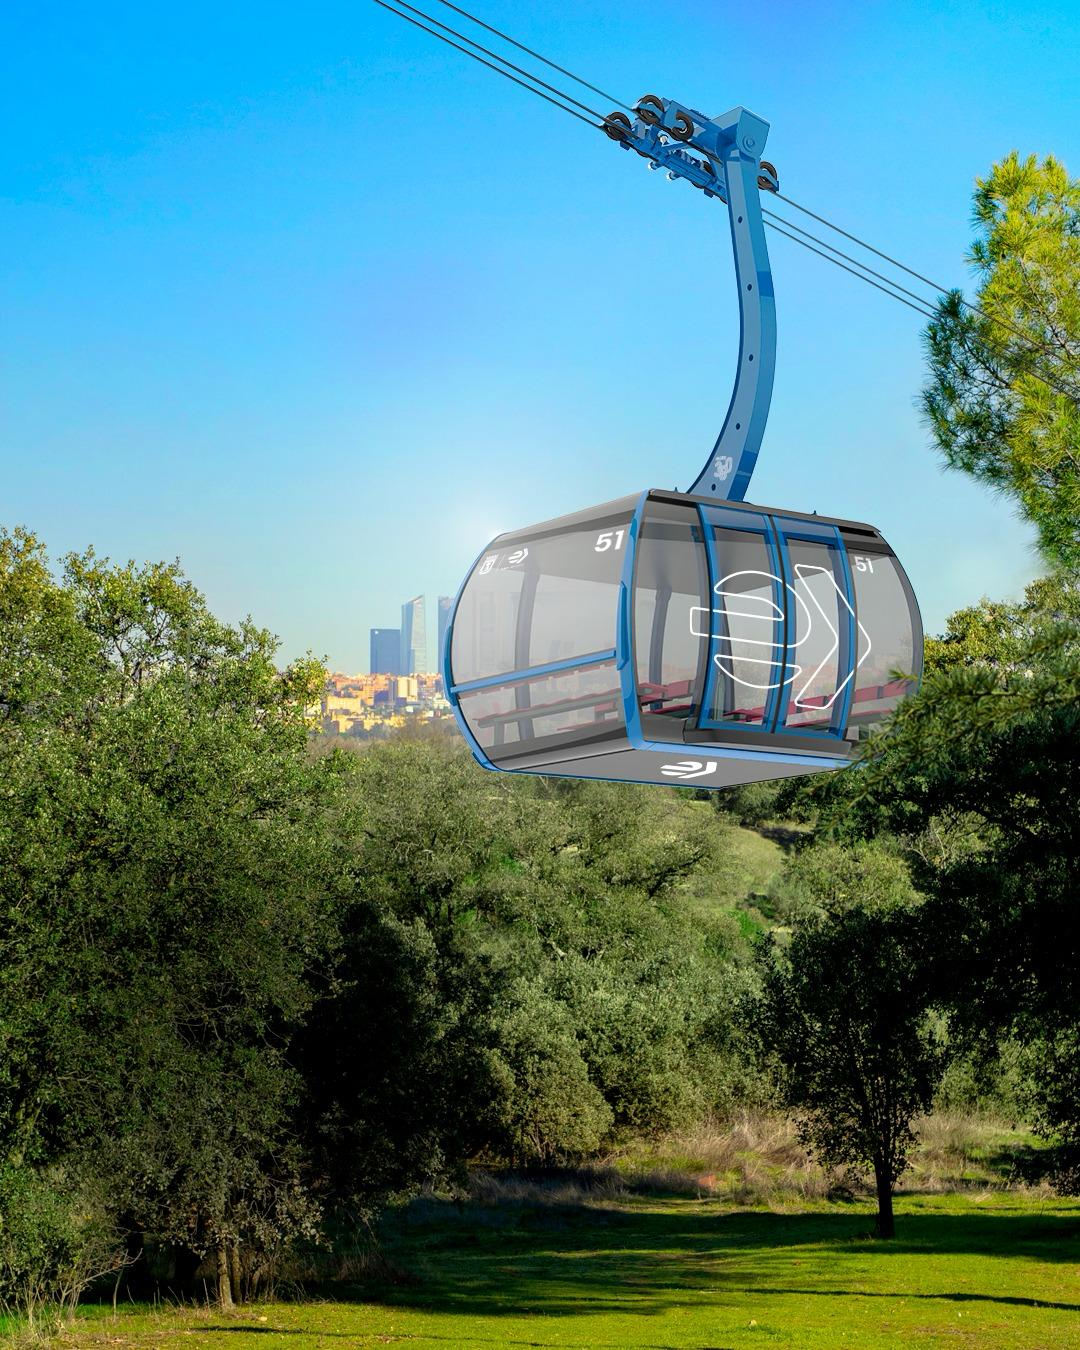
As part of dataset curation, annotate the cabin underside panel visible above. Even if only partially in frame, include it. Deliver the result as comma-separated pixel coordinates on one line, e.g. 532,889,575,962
497,744,842,789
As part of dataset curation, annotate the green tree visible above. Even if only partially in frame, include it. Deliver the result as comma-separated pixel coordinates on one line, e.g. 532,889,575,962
0,530,336,1305
768,840,916,926
490,982,613,1163
922,153,1080,567
5,532,561,1306
334,740,744,1154
488,778,748,1137
751,855,944,1238
295,897,508,1209
923,571,1080,674
818,574,1080,1178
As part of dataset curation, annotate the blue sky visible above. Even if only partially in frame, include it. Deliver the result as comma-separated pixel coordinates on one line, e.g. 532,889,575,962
3,0,1078,671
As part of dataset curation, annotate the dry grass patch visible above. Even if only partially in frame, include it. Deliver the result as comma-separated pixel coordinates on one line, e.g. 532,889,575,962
584,1110,1051,1207
904,1110,1052,1193
467,1168,628,1209
601,1110,832,1206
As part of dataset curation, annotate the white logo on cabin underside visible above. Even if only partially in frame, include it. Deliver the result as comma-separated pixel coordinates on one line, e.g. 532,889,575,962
660,760,718,780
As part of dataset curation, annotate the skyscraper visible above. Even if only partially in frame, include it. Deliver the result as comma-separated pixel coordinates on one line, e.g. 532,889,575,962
401,595,427,674
437,595,453,672
369,627,401,675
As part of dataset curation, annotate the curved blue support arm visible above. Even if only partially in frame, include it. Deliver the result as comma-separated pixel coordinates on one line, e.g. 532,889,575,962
605,100,777,502
691,116,776,499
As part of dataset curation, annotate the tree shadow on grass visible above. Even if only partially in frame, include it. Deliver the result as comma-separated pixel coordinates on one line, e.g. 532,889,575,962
309,1201,1080,1325
732,1287,1080,1312
189,1328,681,1348
191,1334,674,1348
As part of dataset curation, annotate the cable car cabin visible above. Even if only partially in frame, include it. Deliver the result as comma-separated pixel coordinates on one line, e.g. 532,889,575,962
445,490,922,789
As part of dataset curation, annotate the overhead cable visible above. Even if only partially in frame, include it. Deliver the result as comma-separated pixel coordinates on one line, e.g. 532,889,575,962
765,211,1077,394
371,0,603,128
429,0,635,112
762,207,947,314
371,0,1080,394
381,0,609,121
777,190,1075,365
763,220,938,320
372,0,942,320
776,192,955,298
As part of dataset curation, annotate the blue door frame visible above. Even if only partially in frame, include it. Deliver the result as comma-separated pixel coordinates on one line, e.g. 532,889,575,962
692,509,857,742
768,518,856,741
697,504,784,733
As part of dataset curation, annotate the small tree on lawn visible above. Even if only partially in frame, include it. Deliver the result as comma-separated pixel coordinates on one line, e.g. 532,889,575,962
751,890,946,1237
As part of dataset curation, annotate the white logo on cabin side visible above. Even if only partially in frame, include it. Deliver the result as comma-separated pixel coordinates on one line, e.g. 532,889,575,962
688,567,872,709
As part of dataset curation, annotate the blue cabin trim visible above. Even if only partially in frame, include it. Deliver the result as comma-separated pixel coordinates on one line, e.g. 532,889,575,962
450,648,618,696
445,487,922,790
833,524,857,736
696,503,780,733
620,495,647,752
443,540,500,771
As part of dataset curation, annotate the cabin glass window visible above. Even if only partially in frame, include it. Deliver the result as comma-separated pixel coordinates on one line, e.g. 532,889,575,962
703,527,779,728
449,567,524,686
847,550,921,732
457,660,622,759
450,510,631,685
633,503,708,723
781,539,846,731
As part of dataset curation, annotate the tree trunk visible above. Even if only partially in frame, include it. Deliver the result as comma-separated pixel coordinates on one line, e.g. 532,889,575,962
216,1242,234,1308
229,1239,243,1305
873,1159,895,1238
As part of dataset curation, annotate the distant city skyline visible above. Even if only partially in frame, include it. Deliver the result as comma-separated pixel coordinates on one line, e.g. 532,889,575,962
319,668,452,738
364,593,455,676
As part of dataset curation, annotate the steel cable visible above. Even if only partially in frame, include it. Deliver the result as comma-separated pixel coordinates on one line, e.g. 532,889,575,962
371,0,603,128
763,220,938,320
777,190,1077,367
429,0,635,112
371,0,1080,396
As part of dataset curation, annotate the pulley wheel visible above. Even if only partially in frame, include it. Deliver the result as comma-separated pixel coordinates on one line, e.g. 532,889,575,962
757,159,779,192
635,94,665,126
602,112,632,141
671,112,694,142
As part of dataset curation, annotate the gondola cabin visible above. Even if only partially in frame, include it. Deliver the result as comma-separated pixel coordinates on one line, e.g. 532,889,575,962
445,490,922,788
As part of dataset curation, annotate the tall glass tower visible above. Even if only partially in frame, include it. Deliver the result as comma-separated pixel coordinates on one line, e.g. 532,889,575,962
401,595,427,674
437,596,453,672
369,627,401,675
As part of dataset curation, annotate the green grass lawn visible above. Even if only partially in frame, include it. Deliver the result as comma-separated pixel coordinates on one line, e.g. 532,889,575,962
679,818,788,926
61,1190,1080,1349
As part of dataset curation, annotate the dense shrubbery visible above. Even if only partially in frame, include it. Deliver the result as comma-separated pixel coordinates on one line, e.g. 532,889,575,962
0,529,756,1313
0,1163,120,1331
